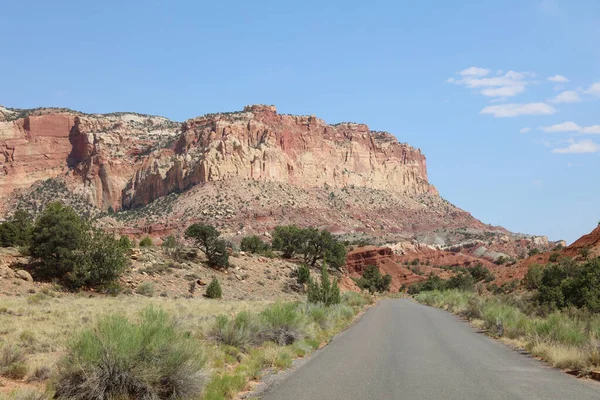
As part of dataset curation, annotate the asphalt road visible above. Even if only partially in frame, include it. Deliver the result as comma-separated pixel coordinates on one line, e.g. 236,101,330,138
261,299,600,400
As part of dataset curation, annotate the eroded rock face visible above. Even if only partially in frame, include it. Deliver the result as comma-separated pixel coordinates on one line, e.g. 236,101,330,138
0,113,75,200
123,105,436,209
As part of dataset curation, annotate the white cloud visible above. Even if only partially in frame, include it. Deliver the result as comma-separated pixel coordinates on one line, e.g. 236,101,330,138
548,74,569,83
581,125,600,134
480,103,556,117
540,122,600,134
585,82,600,96
550,90,581,104
520,127,532,133
458,67,490,77
448,68,534,98
481,86,525,97
541,121,582,132
552,139,600,154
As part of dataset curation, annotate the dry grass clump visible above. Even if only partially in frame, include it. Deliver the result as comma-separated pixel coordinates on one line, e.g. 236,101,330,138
0,345,27,379
55,307,206,400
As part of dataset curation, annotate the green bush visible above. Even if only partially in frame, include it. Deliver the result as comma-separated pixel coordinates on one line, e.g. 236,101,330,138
55,307,205,400
307,264,341,306
548,252,560,262
206,278,222,299
29,203,128,290
524,264,544,290
271,226,346,270
0,209,33,248
468,263,495,283
259,303,306,345
135,282,155,297
161,234,178,254
139,236,153,247
296,264,311,285
210,312,260,349
118,235,132,250
185,224,229,268
354,265,392,293
240,235,269,254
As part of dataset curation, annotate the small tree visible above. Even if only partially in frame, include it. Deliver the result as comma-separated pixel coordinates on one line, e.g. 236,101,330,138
579,246,591,260
303,229,347,270
240,235,269,254
29,203,127,290
185,224,229,268
524,264,544,290
354,265,392,294
0,209,33,248
307,263,341,306
271,225,306,258
206,278,222,299
161,234,178,255
296,264,311,285
118,235,132,250
139,236,153,247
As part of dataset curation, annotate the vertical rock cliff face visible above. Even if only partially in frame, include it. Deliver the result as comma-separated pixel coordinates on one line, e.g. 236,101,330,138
122,105,436,209
0,111,74,200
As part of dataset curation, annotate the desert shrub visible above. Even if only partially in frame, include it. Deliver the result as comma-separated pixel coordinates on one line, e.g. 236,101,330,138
342,291,373,310
210,312,261,349
528,248,541,257
258,303,306,345
468,263,495,283
118,235,132,250
271,226,346,270
354,265,392,293
524,264,544,290
296,264,311,285
185,224,229,268
0,209,33,248
135,282,155,297
271,225,306,258
27,365,51,382
240,235,269,254
0,345,27,379
206,278,222,299
139,236,153,247
55,307,205,400
548,252,560,262
536,258,600,311
447,273,475,291
161,234,179,255
29,203,127,290
307,264,341,306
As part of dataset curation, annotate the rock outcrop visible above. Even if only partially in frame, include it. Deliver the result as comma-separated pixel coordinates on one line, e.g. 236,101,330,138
123,104,436,209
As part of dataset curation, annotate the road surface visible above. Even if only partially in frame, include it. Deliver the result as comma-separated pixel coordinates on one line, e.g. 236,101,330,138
261,299,600,400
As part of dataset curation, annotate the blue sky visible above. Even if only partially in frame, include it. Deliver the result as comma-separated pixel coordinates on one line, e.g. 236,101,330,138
1,0,599,243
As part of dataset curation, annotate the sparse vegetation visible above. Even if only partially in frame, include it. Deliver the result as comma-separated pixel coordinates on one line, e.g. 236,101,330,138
206,278,223,299
240,235,270,254
135,282,155,297
55,307,206,400
139,236,153,247
271,225,346,270
353,265,392,294
307,264,341,306
185,224,229,268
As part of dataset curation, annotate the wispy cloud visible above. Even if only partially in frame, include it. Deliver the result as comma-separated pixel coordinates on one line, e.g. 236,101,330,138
550,90,581,104
448,68,535,98
520,127,532,133
552,139,600,154
581,125,600,134
585,82,600,96
541,121,600,134
458,67,490,77
480,103,556,117
541,121,582,132
547,74,569,83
